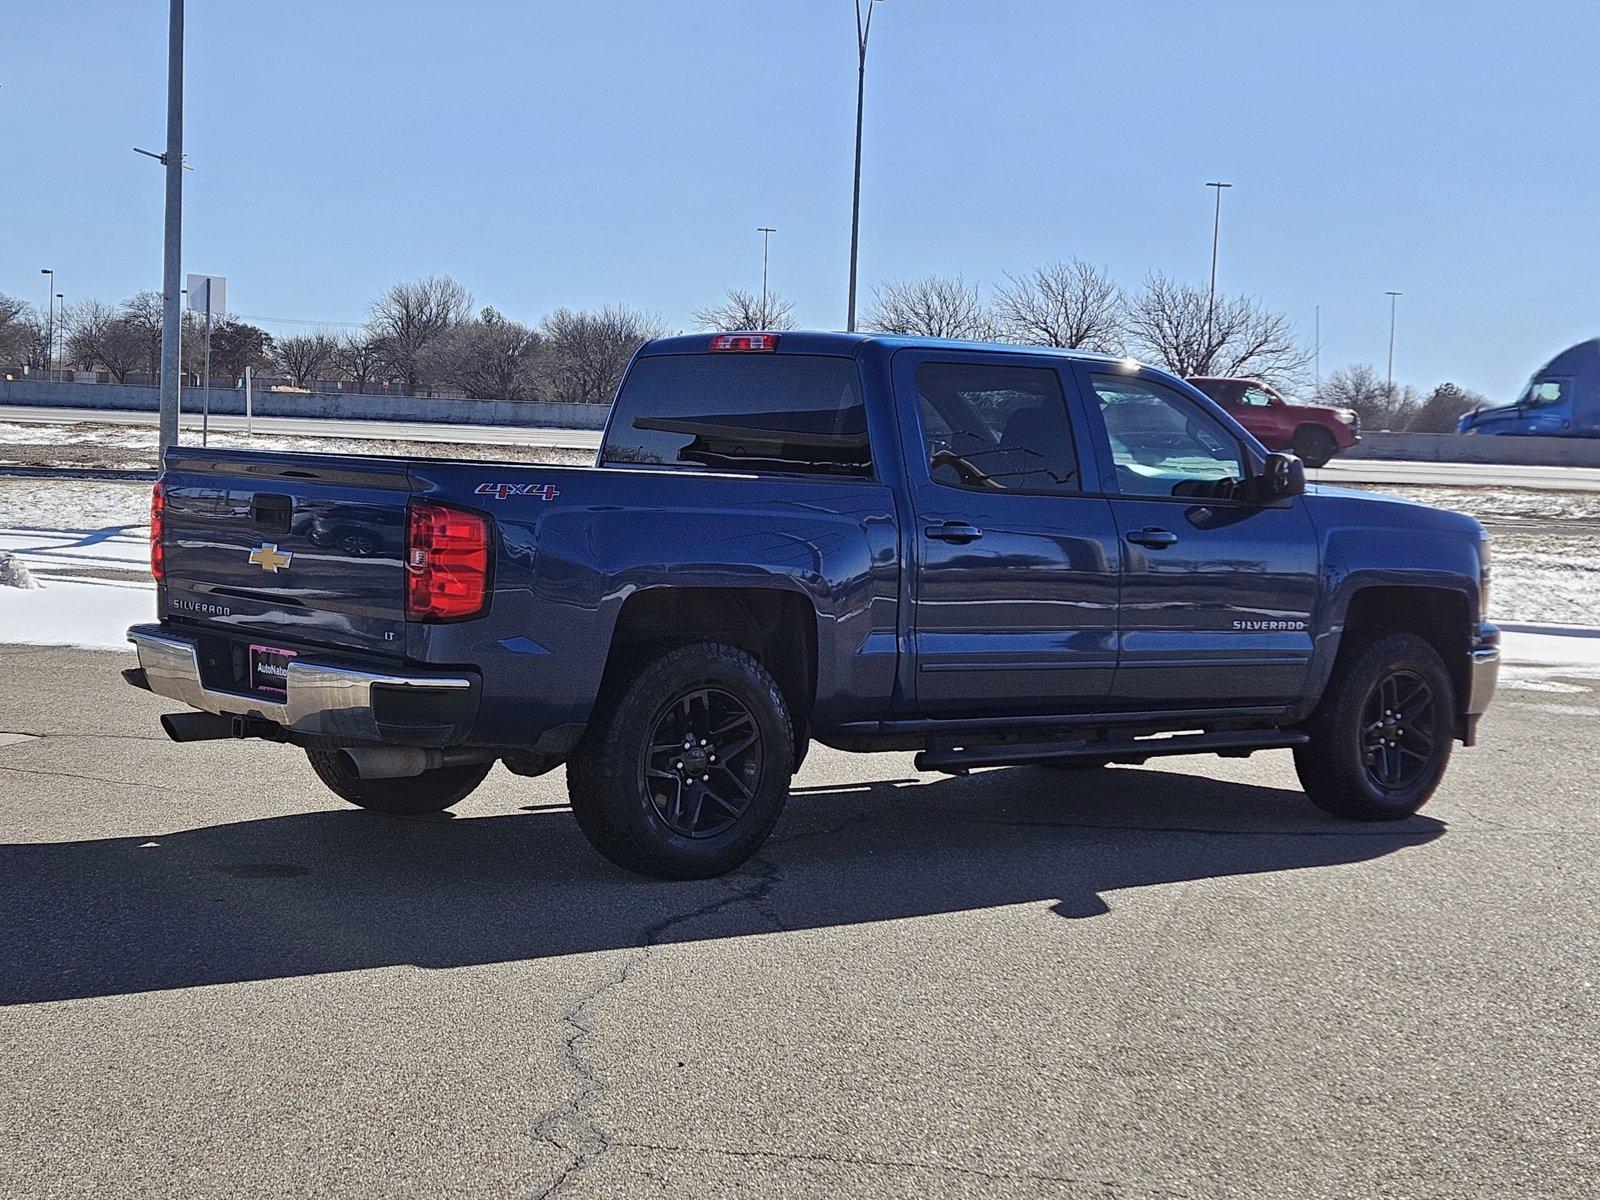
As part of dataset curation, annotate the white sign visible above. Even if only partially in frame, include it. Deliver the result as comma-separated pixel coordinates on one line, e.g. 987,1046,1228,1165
186,274,226,316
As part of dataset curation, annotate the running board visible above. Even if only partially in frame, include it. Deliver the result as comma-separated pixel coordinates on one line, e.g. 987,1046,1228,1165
913,729,1309,775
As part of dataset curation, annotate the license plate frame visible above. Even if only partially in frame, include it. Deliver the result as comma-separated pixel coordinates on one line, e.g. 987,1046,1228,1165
248,644,297,695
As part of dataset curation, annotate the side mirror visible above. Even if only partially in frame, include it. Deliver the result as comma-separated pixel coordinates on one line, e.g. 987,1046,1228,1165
1253,452,1305,503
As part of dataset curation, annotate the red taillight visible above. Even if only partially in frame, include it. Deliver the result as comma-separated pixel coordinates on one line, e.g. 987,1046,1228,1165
150,483,166,582
406,501,490,622
709,333,780,353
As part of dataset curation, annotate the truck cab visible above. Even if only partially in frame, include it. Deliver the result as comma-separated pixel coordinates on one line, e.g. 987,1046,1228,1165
1458,339,1600,438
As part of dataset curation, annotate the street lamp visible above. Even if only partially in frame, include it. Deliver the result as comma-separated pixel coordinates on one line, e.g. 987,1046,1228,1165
1385,291,1403,398
1205,181,1232,351
846,0,885,333
55,293,64,379
1313,304,1321,391
131,0,187,461
39,269,53,380
757,227,776,326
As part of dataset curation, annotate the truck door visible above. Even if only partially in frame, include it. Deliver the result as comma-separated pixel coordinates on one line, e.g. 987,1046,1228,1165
894,350,1120,717
1069,365,1319,708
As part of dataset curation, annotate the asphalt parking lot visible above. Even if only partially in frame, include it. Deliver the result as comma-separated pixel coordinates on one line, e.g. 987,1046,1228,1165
1,644,1595,1199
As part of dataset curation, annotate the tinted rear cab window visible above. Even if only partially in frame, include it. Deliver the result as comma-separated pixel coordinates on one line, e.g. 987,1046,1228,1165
603,354,871,477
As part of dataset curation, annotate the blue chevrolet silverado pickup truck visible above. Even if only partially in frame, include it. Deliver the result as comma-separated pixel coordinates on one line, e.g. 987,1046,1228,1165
126,331,1500,878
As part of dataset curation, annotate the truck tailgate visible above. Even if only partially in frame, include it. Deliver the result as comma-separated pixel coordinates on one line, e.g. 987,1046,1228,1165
159,449,412,656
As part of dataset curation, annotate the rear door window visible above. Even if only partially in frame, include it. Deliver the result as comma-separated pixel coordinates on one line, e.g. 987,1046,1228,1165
913,361,1082,494
603,354,871,477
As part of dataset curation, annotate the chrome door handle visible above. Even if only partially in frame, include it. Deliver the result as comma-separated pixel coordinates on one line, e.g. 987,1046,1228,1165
1124,527,1178,549
926,522,984,544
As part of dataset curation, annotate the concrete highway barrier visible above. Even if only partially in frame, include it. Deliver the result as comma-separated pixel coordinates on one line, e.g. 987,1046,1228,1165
1343,430,1600,467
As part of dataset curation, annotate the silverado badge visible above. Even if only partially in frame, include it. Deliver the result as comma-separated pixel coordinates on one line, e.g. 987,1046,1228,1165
248,543,293,572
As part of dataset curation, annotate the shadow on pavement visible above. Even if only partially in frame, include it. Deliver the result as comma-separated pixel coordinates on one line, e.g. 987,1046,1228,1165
2,765,1444,1004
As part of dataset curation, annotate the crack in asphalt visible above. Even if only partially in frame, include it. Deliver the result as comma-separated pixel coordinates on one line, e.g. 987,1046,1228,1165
525,794,923,1198
527,862,784,1199
0,762,168,791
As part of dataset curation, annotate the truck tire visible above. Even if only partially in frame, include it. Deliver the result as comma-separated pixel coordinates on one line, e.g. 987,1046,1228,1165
1294,631,1454,821
305,745,491,815
567,642,795,880
1293,425,1338,468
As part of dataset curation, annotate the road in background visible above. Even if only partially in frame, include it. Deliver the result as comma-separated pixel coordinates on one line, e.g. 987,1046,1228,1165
0,645,1595,1199
9,404,1600,489
0,404,605,451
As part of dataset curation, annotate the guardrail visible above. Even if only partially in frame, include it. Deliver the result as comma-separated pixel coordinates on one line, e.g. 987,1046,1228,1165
0,379,610,431
1344,431,1600,468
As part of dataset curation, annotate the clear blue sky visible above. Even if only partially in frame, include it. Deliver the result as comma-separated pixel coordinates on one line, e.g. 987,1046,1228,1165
4,1,1597,399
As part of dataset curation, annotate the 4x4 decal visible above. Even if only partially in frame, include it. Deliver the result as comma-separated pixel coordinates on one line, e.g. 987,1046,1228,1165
475,482,561,502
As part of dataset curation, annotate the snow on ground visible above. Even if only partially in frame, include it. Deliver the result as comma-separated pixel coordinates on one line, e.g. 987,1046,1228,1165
0,519,155,650
0,575,154,650
0,419,593,471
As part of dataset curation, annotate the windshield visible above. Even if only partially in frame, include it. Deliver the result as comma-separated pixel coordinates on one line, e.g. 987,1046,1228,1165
1517,378,1566,407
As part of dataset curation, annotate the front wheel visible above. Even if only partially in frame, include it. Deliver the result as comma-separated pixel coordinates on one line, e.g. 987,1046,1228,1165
1293,425,1339,468
567,642,795,879
306,745,491,815
1294,632,1454,820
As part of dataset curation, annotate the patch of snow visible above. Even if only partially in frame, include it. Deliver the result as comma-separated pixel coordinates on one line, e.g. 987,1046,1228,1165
0,480,152,529
1499,628,1600,670
0,574,153,650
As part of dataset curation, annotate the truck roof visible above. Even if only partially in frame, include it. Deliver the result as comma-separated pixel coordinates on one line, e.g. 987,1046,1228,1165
638,330,1131,363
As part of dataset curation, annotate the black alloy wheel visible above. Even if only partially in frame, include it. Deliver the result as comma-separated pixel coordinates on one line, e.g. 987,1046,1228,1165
643,687,764,839
1361,669,1437,792
1294,630,1454,821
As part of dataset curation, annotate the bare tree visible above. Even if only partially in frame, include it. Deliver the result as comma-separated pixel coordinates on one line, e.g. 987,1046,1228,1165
864,275,991,340
368,275,474,395
992,259,1125,350
273,331,339,388
0,294,39,370
426,308,544,401
1317,362,1421,431
63,300,147,383
692,289,797,332
539,305,668,405
332,333,387,394
121,292,166,382
1124,273,1312,386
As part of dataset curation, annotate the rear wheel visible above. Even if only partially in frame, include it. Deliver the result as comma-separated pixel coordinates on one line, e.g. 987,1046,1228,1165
567,642,795,879
306,745,491,815
1293,425,1338,468
1295,632,1454,820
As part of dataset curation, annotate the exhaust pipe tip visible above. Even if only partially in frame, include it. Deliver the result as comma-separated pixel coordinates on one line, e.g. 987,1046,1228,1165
161,711,238,743
338,746,497,781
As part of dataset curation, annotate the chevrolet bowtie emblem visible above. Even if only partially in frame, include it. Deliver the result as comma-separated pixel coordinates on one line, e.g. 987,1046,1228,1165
248,543,293,572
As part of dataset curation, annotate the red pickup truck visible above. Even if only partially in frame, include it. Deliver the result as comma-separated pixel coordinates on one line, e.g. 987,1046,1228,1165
1187,377,1359,467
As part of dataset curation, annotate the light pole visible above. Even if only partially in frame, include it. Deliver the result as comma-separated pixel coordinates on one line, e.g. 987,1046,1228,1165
143,0,185,463
55,293,64,378
846,0,884,333
1205,181,1232,353
39,269,53,380
1314,304,1320,392
1385,291,1402,398
757,227,776,326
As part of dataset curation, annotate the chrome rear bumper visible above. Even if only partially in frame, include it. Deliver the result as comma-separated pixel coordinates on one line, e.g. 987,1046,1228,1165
127,624,474,745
